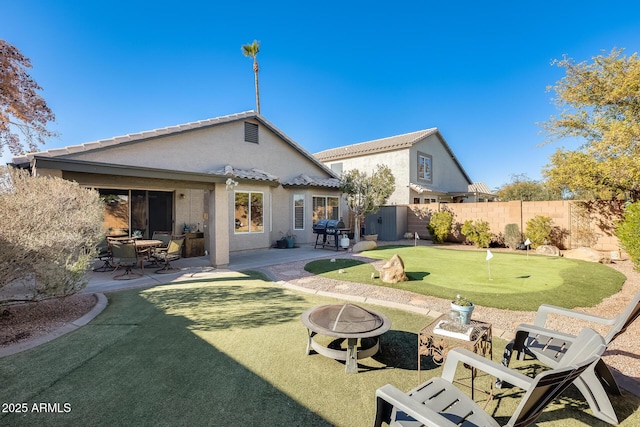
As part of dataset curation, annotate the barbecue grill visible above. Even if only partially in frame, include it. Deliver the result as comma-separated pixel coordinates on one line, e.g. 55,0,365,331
313,219,349,250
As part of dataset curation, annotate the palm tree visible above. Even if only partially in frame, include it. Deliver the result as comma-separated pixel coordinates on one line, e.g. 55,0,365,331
241,40,261,114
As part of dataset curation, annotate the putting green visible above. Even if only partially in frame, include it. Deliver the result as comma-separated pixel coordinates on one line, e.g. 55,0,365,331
305,245,625,311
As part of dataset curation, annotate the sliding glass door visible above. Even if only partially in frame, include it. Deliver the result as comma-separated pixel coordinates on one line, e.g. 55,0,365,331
99,189,173,238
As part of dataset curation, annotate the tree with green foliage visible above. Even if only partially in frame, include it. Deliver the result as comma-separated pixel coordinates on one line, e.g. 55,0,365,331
427,210,453,243
0,168,104,301
616,201,640,270
241,40,261,114
496,174,559,201
541,48,640,201
0,39,56,157
339,164,395,242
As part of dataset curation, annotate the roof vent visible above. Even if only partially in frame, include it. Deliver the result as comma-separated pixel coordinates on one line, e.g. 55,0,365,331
244,122,259,144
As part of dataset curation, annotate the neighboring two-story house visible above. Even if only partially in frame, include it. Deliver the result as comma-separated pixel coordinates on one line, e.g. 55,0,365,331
314,128,495,204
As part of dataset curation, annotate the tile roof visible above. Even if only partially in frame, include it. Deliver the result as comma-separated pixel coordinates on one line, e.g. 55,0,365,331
211,165,279,182
468,182,494,194
409,182,448,196
410,182,496,197
11,111,261,165
314,128,439,162
281,174,340,188
11,112,338,183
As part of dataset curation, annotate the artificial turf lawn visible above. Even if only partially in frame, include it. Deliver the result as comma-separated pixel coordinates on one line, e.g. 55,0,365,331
1,271,638,426
304,245,627,311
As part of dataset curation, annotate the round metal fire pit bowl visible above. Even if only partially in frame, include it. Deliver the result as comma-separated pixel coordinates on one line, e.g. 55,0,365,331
301,303,391,373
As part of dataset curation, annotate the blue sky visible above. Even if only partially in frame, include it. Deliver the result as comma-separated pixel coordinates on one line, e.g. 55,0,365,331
4,1,640,190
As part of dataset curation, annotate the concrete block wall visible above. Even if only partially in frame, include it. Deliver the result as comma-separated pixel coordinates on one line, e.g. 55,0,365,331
406,200,624,251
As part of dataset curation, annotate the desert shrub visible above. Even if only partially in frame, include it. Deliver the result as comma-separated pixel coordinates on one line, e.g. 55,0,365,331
461,219,492,248
504,223,521,250
0,168,104,301
427,210,453,243
616,201,640,270
525,215,553,248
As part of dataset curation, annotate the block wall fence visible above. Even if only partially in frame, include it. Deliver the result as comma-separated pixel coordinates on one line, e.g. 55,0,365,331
405,200,625,252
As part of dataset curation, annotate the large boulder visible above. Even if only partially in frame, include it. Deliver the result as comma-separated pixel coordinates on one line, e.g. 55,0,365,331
353,240,377,253
563,247,604,263
535,245,560,257
379,254,409,284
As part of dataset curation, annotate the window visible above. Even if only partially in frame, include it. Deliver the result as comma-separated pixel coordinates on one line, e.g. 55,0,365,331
330,162,343,175
244,122,259,143
312,196,339,224
418,152,432,182
235,191,263,233
293,194,304,230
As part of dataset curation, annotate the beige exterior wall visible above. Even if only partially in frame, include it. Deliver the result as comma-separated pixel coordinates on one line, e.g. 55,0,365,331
323,148,410,205
406,200,624,251
321,133,471,205
66,119,329,181
409,135,471,195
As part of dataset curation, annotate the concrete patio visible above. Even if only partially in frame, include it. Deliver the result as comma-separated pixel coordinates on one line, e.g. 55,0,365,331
84,243,345,294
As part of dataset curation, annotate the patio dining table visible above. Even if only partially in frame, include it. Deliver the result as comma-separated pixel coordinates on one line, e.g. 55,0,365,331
133,239,164,257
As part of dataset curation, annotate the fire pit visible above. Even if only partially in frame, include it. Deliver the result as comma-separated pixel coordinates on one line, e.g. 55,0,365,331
301,303,392,373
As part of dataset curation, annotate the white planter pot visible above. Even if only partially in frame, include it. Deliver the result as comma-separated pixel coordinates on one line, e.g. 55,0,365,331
451,302,475,325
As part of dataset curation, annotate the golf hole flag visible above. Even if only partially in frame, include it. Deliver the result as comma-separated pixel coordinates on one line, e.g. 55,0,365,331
486,250,494,261
415,232,420,240
524,238,531,246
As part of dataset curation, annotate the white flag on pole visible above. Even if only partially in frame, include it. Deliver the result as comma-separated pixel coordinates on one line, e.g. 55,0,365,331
415,232,420,240
524,238,531,246
486,250,494,261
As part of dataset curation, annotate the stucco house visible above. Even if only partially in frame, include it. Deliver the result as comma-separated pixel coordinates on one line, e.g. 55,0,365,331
314,128,495,204
10,111,342,266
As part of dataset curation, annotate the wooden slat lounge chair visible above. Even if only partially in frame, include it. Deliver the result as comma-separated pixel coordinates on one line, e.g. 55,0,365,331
501,291,640,425
374,328,606,427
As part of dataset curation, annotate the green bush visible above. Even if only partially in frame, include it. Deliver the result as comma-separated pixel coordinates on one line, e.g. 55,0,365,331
0,168,105,301
504,223,521,250
427,210,453,243
461,219,492,248
525,215,553,248
616,201,640,270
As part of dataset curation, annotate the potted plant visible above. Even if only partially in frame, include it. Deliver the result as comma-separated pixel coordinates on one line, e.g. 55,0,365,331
451,294,475,325
285,230,296,248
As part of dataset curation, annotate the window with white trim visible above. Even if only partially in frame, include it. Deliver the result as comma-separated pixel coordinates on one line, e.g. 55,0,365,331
234,191,263,233
418,152,432,182
293,194,304,230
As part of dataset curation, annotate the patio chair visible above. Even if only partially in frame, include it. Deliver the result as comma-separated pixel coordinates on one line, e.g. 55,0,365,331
500,290,640,425
146,231,172,266
151,235,185,273
151,231,172,249
111,240,144,280
374,327,606,427
92,237,115,272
